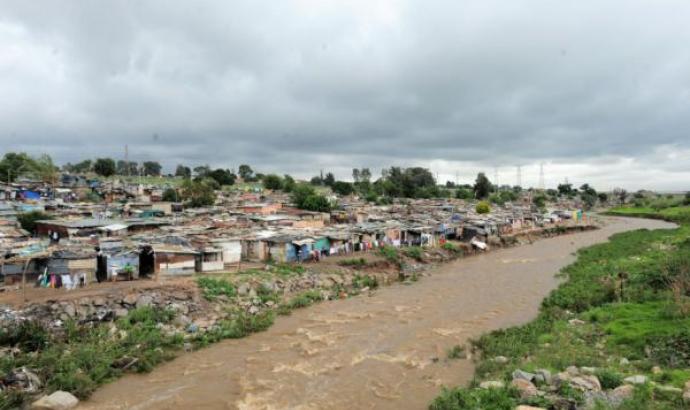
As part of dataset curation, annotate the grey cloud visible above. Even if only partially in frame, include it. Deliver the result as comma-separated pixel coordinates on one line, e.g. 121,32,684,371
1,0,690,190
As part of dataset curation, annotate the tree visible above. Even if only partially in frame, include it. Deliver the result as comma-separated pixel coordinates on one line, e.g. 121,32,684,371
533,194,547,210
282,175,296,192
352,168,361,183
475,201,491,214
579,183,598,209
181,178,217,207
32,154,59,183
332,181,354,196
0,152,36,182
162,188,178,202
613,188,628,205
310,176,323,186
93,158,116,177
324,172,336,187
117,160,139,176
473,173,492,199
557,183,574,197
65,159,92,174
193,165,211,178
18,211,52,233
175,165,191,178
598,192,609,203
263,174,283,190
142,161,162,176
238,164,254,181
207,169,236,186
684,192,690,206
290,183,331,212
456,188,473,200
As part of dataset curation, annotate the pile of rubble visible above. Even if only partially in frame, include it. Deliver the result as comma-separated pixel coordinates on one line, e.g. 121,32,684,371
480,364,690,409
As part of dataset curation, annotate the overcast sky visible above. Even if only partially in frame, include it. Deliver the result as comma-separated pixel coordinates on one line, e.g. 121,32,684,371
1,1,689,191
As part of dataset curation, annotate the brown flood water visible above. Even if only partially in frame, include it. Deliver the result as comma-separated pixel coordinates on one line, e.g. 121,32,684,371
79,217,675,410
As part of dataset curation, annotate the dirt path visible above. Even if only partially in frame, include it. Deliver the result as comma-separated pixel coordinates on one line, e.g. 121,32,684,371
79,217,675,410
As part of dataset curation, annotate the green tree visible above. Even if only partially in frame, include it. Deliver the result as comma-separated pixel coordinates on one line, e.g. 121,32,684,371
579,183,598,209
0,152,36,182
557,183,574,197
290,183,331,212
117,160,139,176
282,175,296,192
238,164,254,181
332,181,354,196
456,188,473,200
93,158,116,177
475,201,491,214
162,188,178,202
175,164,191,178
18,211,52,233
533,194,547,210
323,172,336,187
181,178,217,207
473,173,492,199
193,165,211,178
64,159,92,174
142,161,162,176
207,169,236,186
263,174,283,190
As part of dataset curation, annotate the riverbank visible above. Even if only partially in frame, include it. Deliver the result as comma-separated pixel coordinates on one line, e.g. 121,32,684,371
0,223,595,409
430,211,690,409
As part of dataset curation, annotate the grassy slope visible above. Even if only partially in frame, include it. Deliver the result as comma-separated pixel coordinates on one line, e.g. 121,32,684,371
431,209,690,409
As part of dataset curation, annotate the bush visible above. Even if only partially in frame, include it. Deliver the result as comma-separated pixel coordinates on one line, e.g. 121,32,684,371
378,245,400,264
446,345,465,360
596,369,624,389
17,211,52,233
402,246,423,261
353,274,378,289
429,386,516,410
476,201,491,214
337,258,368,267
442,242,463,255
196,277,236,301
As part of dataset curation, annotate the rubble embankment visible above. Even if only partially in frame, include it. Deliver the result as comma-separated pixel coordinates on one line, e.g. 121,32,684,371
0,224,596,409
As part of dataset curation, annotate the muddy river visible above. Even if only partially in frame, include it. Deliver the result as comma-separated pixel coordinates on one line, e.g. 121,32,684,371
79,217,675,410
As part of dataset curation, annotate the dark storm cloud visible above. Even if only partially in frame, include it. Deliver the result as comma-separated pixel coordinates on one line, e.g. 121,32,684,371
1,0,690,189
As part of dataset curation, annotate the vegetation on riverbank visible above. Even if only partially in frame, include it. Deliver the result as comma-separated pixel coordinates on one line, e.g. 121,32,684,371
431,209,690,409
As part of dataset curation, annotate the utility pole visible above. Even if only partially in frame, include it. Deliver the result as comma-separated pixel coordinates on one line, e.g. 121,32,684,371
516,166,522,188
125,144,129,177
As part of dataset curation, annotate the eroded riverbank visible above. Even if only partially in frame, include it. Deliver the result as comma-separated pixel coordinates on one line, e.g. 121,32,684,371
79,217,675,410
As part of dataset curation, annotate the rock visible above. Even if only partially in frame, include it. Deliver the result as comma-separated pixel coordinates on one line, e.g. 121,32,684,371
30,391,79,410
512,369,536,381
248,288,257,298
63,304,76,318
569,375,601,391
511,379,538,398
619,357,629,366
536,369,552,385
136,295,153,308
122,293,138,306
114,308,129,318
92,297,106,306
493,356,509,364
515,406,546,410
186,323,199,333
479,380,505,389
248,306,259,315
608,384,634,406
565,366,580,376
568,318,585,326
580,366,597,375
651,366,662,374
655,385,682,394
624,375,648,385
174,315,191,327
237,283,250,296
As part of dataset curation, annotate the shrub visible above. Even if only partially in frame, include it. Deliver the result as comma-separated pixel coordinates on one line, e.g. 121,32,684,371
353,274,378,289
402,246,423,261
378,246,400,264
475,201,491,214
446,345,465,360
196,277,236,301
596,369,624,389
337,258,368,267
429,386,516,410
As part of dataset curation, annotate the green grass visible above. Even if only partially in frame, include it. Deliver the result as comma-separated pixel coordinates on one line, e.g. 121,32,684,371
402,246,424,261
196,277,236,301
337,257,368,267
446,345,465,360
